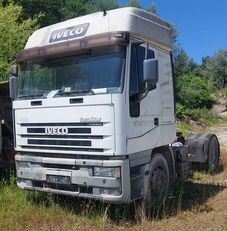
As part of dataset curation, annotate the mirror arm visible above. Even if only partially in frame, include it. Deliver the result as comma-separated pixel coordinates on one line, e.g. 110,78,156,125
137,81,149,103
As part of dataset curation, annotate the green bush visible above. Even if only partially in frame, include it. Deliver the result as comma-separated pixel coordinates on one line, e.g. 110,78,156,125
176,103,185,119
176,103,220,124
176,74,214,109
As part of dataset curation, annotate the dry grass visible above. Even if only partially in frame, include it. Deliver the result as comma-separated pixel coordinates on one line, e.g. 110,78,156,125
0,152,227,231
0,127,227,230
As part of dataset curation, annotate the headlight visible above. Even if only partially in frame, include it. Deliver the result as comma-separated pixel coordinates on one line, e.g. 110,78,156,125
93,167,121,178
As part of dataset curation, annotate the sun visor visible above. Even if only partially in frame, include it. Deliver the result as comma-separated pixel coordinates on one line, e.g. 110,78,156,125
16,32,129,63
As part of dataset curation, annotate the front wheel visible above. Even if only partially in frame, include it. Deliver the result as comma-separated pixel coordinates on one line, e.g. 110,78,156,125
143,152,173,214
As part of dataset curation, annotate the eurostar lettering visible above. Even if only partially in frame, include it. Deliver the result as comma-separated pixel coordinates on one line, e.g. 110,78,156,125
49,23,89,43
45,127,68,135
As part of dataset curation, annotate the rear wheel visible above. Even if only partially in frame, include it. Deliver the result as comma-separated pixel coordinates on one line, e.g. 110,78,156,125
207,135,220,171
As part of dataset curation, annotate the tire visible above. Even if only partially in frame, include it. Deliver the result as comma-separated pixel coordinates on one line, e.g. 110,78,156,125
207,135,220,171
143,152,173,214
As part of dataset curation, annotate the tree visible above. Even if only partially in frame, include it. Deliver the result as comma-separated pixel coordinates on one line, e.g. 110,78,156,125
60,0,95,21
169,23,178,47
176,74,213,109
146,2,157,14
0,3,37,81
173,46,190,78
92,0,119,11
12,0,120,27
127,0,141,8
204,49,227,88
12,0,62,27
12,0,95,27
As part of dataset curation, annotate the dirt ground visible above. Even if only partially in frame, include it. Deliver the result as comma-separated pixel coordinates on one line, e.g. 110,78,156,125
208,124,227,150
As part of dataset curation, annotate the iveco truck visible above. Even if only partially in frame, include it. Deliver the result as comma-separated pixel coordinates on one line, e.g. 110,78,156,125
9,7,219,208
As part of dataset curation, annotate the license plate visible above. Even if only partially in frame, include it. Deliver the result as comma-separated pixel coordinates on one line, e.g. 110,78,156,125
46,175,71,185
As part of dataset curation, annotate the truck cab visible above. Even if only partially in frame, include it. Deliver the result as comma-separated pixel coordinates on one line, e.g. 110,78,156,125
12,7,177,203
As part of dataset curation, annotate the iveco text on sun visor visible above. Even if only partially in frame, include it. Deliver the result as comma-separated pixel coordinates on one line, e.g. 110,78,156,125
49,23,89,43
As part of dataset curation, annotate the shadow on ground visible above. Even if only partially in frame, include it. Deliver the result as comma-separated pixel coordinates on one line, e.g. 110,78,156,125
26,154,227,222
24,178,226,224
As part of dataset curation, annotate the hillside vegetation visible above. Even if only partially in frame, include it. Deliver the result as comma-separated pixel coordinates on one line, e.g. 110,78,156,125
1,1,227,124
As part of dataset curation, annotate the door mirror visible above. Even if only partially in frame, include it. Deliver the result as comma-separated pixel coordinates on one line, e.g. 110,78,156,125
9,76,17,100
9,65,18,76
143,59,158,84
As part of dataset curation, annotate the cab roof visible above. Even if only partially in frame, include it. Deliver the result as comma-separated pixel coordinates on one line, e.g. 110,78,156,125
25,7,172,51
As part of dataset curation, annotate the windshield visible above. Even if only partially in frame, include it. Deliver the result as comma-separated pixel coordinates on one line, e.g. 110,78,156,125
17,46,126,99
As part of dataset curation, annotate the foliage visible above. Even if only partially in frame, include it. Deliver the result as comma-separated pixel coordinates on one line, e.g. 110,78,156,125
203,49,227,88
176,74,214,109
11,0,120,27
176,103,186,119
127,0,141,8
173,46,189,78
1,0,226,125
12,0,94,27
146,2,157,14
92,0,119,11
172,46,200,78
0,3,37,81
176,104,220,124
60,0,95,21
169,23,178,47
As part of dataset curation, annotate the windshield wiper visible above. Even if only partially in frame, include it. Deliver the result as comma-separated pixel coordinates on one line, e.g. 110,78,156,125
57,89,95,96
17,93,46,99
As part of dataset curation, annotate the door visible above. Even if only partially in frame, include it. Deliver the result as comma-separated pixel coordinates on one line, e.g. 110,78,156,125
127,41,160,154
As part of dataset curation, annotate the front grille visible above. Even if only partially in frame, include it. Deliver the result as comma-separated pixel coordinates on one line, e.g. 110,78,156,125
17,122,112,154
27,139,91,146
21,135,103,139
27,127,91,134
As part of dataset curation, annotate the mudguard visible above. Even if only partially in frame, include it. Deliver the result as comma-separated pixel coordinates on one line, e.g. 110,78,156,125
185,133,220,163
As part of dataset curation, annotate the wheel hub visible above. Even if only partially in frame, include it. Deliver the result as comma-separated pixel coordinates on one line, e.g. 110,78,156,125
151,167,167,193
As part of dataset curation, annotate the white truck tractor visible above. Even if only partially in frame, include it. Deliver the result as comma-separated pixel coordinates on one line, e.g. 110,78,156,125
9,7,219,208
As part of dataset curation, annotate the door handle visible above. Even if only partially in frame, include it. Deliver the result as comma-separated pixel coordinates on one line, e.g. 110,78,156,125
154,117,159,126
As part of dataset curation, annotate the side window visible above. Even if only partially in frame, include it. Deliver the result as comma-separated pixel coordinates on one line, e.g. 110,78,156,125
129,46,145,117
129,45,156,118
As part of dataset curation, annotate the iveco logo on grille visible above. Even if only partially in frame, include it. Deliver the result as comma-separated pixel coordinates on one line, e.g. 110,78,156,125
45,127,68,135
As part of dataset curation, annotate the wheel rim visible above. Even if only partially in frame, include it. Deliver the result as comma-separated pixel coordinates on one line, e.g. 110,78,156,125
151,166,168,194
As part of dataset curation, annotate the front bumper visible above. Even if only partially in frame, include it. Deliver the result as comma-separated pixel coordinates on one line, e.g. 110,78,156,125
15,154,131,203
